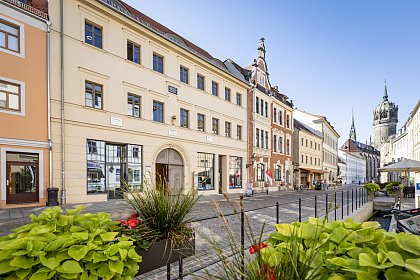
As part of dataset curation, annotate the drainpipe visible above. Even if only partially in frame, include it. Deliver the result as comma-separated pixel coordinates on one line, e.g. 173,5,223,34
47,20,52,191
60,0,66,205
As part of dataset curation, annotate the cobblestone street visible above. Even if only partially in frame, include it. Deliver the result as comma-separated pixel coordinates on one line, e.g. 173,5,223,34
0,185,372,279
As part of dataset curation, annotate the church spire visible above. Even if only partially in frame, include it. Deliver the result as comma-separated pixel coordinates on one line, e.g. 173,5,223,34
349,110,357,141
383,79,388,101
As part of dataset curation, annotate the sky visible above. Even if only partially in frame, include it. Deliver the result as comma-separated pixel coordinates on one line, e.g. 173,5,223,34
124,0,419,146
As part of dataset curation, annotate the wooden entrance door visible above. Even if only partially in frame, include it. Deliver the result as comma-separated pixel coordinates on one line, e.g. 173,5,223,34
6,161,39,204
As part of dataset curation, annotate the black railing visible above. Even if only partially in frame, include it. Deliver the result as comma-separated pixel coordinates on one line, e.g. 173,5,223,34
143,187,369,280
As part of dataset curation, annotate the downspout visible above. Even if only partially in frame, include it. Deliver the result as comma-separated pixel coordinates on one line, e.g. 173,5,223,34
60,0,66,205
47,20,52,191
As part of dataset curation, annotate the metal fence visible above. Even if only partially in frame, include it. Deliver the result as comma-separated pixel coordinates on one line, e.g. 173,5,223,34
145,187,369,280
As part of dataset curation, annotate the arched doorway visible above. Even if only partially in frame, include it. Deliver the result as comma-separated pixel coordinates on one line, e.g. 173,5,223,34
155,148,184,192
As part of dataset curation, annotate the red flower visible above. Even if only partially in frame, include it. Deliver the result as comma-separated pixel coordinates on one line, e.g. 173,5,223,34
126,218,139,228
117,213,140,229
129,213,138,219
249,242,267,254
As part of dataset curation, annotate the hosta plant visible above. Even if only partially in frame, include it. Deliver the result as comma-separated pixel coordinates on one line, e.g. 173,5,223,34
0,206,142,279
365,182,380,193
256,218,420,279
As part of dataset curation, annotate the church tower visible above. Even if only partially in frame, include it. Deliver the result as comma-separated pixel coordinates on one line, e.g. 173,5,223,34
349,110,357,141
373,81,398,149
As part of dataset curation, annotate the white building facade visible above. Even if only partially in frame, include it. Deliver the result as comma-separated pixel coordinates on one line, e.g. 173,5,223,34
338,150,366,185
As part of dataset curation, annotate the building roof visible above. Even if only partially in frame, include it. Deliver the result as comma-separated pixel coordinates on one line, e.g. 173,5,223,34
2,0,48,19
119,1,213,60
294,119,322,138
339,139,379,156
294,109,339,137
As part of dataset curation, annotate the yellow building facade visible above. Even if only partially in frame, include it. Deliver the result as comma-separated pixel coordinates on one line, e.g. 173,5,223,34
49,0,249,204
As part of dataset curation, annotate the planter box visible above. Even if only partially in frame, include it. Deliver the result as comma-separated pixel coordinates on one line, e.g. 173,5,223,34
136,236,195,275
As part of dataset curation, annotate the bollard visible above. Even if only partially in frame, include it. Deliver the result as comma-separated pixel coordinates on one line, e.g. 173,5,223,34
240,208,245,280
299,198,302,222
325,193,328,222
167,264,170,280
178,258,183,280
355,189,358,210
314,195,317,218
276,202,279,224
347,190,349,216
352,189,354,212
334,192,337,221
341,191,344,219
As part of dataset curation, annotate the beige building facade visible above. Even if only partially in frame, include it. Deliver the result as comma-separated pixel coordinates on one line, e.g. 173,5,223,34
49,0,248,204
0,0,50,208
292,120,324,188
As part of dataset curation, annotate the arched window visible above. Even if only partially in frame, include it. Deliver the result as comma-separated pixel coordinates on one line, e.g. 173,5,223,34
274,165,281,181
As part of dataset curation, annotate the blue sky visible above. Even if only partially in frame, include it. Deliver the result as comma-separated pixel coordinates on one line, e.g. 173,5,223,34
124,0,419,145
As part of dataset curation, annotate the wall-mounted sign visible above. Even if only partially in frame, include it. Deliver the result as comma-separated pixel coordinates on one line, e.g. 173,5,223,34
168,128,177,136
110,117,123,127
168,85,178,95
206,136,213,143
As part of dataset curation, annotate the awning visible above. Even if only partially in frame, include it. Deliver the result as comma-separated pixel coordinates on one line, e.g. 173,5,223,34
379,159,420,172
300,168,329,174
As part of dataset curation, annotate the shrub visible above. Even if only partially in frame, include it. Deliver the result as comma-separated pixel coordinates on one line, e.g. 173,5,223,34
365,182,380,193
386,182,404,195
0,206,142,279
255,218,420,279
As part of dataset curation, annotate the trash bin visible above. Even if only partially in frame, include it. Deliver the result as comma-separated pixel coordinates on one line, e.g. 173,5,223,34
47,187,59,206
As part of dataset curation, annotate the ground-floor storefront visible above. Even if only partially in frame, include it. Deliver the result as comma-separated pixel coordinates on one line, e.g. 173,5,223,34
295,168,325,189
51,123,247,204
0,141,49,208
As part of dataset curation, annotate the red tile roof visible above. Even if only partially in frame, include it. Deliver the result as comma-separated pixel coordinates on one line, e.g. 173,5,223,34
2,0,48,19
119,1,214,60
31,0,48,15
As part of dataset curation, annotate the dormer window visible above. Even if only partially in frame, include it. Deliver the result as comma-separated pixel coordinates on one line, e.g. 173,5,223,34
257,71,265,86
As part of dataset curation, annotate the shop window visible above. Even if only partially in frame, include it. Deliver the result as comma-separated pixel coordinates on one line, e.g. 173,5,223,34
197,152,214,190
229,156,242,188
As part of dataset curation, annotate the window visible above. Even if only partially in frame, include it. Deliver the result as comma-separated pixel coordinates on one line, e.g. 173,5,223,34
265,131,269,149
310,157,313,165
127,41,140,64
127,94,140,117
301,155,304,163
286,139,290,155
0,20,19,52
286,114,290,128
0,80,20,111
260,101,264,116
229,156,242,189
256,163,265,181
197,152,214,190
212,81,218,96
273,135,277,152
279,110,283,125
87,140,106,193
180,108,189,128
225,87,231,101
256,97,259,113
301,138,304,146
197,113,205,132
236,93,242,106
311,141,313,149
180,66,189,84
257,71,265,85
279,136,283,153
306,156,308,164
306,139,308,147
153,53,164,73
273,108,277,123
153,100,164,123
274,165,281,181
256,128,260,147
237,125,242,140
197,74,205,90
265,102,268,118
85,81,102,109
225,122,231,137
261,130,264,148
85,21,102,48
212,118,219,134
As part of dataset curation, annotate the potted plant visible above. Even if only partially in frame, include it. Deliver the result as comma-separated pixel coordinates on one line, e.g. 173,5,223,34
118,182,198,274
386,181,404,201
365,182,380,200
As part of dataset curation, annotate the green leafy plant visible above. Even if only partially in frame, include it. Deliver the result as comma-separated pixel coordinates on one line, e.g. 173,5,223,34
258,218,420,279
365,182,380,193
123,180,198,247
386,182,404,196
0,206,142,279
